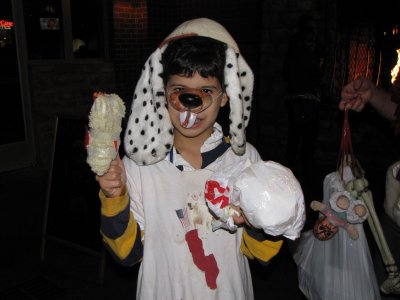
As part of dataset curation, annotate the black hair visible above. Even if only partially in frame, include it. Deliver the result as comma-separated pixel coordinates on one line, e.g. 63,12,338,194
161,36,227,87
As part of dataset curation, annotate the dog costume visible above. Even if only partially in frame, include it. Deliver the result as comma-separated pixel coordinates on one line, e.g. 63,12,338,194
97,19,288,299
124,18,254,165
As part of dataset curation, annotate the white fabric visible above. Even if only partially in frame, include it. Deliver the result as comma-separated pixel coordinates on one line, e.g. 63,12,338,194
236,161,305,240
293,166,381,300
123,130,261,300
385,161,400,226
164,18,240,52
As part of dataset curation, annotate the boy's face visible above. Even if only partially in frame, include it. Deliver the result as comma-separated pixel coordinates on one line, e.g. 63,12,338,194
166,72,228,139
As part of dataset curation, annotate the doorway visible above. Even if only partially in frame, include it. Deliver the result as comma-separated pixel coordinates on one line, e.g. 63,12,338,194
0,0,35,172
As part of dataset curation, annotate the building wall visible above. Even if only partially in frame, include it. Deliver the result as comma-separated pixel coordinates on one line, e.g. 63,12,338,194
257,0,329,162
112,0,150,102
29,61,115,166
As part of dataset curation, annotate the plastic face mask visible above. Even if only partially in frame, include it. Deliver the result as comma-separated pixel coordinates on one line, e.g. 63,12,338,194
168,88,215,113
167,88,222,128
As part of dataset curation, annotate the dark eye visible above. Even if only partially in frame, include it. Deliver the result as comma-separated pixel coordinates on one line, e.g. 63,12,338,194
174,87,185,93
167,87,184,94
202,88,213,94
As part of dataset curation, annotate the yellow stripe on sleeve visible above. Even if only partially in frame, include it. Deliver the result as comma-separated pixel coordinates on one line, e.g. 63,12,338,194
241,229,283,262
102,211,139,260
99,187,129,217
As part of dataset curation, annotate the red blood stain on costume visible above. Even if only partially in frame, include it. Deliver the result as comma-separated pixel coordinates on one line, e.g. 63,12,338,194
185,229,219,289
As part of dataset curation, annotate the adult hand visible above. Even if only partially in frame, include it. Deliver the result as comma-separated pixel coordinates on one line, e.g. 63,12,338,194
339,76,374,112
96,154,126,198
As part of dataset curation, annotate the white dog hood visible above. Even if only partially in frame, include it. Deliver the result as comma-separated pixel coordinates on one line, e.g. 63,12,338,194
124,18,254,165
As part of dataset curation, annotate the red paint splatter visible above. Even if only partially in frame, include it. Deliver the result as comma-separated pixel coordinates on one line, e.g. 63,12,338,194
185,229,219,289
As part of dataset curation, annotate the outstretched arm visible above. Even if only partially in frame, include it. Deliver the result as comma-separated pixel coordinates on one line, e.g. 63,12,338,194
339,76,397,121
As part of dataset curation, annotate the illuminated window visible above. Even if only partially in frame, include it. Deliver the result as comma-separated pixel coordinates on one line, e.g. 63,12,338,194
23,0,108,60
0,1,25,144
391,49,400,83
23,0,64,59
71,0,104,58
347,25,375,82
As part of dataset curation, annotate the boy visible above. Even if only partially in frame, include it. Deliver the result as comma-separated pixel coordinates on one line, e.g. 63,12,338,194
96,18,283,299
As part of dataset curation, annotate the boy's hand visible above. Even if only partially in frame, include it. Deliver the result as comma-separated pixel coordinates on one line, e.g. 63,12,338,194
96,154,126,198
232,206,251,227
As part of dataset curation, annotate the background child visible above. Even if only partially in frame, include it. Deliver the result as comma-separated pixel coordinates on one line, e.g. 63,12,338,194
96,18,283,300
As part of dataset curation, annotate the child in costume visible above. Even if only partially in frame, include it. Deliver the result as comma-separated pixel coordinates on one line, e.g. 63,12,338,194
96,18,285,300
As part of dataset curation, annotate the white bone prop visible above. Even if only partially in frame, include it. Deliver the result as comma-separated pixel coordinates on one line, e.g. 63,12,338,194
87,93,126,176
346,175,400,294
385,161,400,227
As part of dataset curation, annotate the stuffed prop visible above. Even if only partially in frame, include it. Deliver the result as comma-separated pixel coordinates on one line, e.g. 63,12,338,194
205,159,305,240
311,190,368,240
86,92,126,176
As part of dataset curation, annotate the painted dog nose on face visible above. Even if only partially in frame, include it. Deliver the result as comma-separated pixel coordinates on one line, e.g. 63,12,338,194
178,93,203,110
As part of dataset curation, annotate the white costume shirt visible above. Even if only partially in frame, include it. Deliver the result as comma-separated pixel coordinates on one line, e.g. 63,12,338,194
123,124,261,300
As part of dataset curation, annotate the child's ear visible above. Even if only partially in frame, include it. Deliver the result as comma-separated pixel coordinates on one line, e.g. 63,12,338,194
220,92,229,107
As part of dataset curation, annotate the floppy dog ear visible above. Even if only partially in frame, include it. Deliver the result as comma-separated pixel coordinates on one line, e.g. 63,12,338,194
124,46,174,165
224,47,254,155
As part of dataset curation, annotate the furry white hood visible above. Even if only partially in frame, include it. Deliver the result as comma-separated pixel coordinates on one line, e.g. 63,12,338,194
124,18,254,165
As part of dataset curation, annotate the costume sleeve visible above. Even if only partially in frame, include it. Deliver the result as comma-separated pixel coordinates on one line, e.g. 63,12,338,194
99,188,143,266
240,227,283,264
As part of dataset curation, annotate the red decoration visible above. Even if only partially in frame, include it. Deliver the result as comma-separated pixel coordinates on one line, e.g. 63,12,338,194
337,109,362,179
313,217,338,241
204,180,230,208
185,229,219,289
84,126,90,149
0,19,13,29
